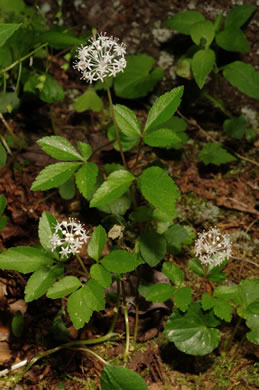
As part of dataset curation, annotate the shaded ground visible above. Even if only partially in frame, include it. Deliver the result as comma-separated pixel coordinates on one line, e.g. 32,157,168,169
0,0,259,389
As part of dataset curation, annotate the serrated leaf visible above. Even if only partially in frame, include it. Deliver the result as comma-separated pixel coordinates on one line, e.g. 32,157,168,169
75,163,98,200
246,314,259,345
164,302,220,356
162,262,184,286
77,141,92,160
107,125,139,152
113,104,141,137
114,54,163,99
143,128,181,147
37,136,83,161
25,265,64,302
82,279,105,312
164,11,205,35
202,292,215,311
216,28,249,52
225,5,256,29
100,365,148,390
139,230,167,267
47,276,82,299
0,143,7,167
190,20,215,47
146,283,174,302
139,166,180,216
88,225,106,261
97,193,131,216
67,288,93,329
223,115,247,139
213,299,232,322
223,61,259,100
90,264,112,288
0,195,6,216
38,211,57,252
73,88,103,113
163,224,188,246
144,86,184,132
90,170,135,208
173,287,192,312
101,250,138,274
188,258,205,276
0,23,21,47
199,142,236,166
31,162,81,191
0,247,53,273
192,49,215,89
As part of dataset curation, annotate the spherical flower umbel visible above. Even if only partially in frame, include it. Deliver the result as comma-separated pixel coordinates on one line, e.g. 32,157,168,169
194,227,232,267
50,218,89,258
74,32,127,83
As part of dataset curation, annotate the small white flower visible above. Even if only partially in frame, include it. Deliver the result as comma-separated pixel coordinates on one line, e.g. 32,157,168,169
194,227,232,267
74,32,127,83
50,218,89,258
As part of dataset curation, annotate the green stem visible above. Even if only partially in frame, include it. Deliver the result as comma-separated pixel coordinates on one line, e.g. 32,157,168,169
121,281,130,363
75,253,90,278
68,347,109,365
0,113,20,149
50,104,58,135
104,78,128,170
133,268,141,345
224,317,242,353
202,91,231,117
0,43,48,74
0,134,12,155
15,61,22,95
108,278,121,335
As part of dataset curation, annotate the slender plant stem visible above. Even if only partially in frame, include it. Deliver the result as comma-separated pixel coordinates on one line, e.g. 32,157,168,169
75,253,90,278
0,43,48,74
50,104,58,135
133,268,141,345
104,78,128,170
225,317,242,353
108,278,121,334
121,280,130,363
68,347,109,365
15,61,22,95
0,134,11,155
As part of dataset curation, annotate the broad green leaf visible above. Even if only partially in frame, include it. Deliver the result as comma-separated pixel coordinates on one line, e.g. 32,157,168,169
114,104,141,137
100,365,148,390
155,116,188,150
162,262,184,286
38,211,57,252
164,11,205,35
0,23,21,47
82,279,105,312
39,74,64,103
139,230,167,267
192,49,215,89
77,141,92,160
114,54,163,99
97,193,131,216
129,206,153,222
90,170,135,208
213,284,240,300
146,283,174,302
39,30,85,49
0,195,6,216
201,292,215,311
207,268,227,283
59,177,75,200
31,162,81,191
47,276,82,299
144,86,184,132
107,125,139,152
90,264,112,288
216,28,249,52
190,20,215,48
173,287,192,312
225,5,256,29
223,61,259,100
67,288,93,329
188,258,205,276
246,314,259,345
139,166,180,216
143,128,180,147
164,302,220,356
0,247,53,273
88,225,106,261
0,143,7,167
0,91,20,113
163,224,188,246
199,142,236,166
101,250,138,274
11,311,24,337
75,163,98,200
25,265,64,302
0,0,25,13
0,216,7,231
37,136,83,161
223,115,247,139
73,88,103,113
213,299,232,322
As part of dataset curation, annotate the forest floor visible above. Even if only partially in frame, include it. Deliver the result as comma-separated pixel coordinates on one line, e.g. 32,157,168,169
0,0,259,389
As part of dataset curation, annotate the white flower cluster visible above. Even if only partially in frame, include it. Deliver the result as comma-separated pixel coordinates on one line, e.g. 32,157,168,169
74,32,127,83
194,227,232,267
50,218,89,258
